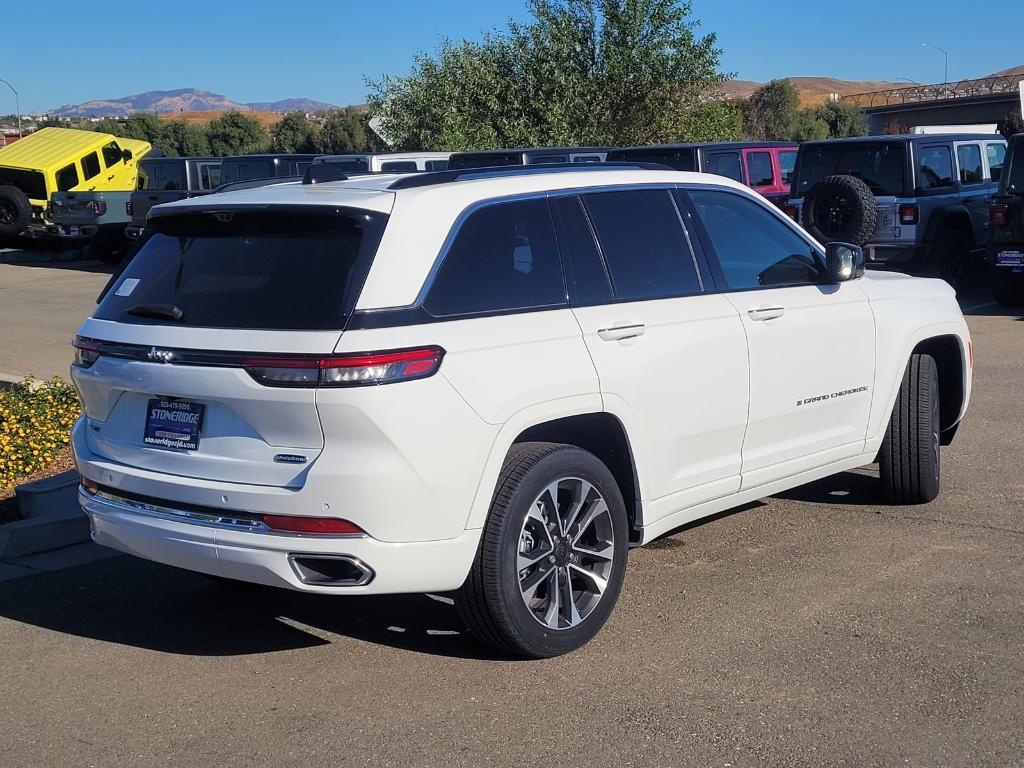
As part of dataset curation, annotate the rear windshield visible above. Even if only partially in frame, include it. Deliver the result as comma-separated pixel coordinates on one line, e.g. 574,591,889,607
219,159,275,184
795,142,908,196
137,161,186,191
0,167,47,201
94,208,388,330
605,148,697,171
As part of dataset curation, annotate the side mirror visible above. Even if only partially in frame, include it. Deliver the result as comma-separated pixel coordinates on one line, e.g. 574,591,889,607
122,149,133,163
825,242,864,282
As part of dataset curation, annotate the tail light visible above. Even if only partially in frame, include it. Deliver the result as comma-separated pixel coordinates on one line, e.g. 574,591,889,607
782,204,798,221
88,200,107,216
261,514,364,535
898,204,918,225
126,200,133,216
990,203,1009,227
72,336,101,368
242,346,445,388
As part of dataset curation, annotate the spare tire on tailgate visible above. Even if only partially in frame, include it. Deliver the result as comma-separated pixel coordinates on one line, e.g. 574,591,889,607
0,185,32,236
801,174,877,245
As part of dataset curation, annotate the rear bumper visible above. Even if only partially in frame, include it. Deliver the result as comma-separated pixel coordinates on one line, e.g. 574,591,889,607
80,485,480,594
863,243,922,266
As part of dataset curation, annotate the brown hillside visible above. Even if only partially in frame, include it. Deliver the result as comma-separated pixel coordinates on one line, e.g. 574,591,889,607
722,76,902,107
157,111,283,128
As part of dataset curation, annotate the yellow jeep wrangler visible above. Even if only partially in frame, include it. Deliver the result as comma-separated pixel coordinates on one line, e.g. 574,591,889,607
0,127,151,237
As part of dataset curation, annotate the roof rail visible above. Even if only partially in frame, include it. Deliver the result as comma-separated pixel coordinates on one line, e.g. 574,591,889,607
387,161,674,190
303,164,350,185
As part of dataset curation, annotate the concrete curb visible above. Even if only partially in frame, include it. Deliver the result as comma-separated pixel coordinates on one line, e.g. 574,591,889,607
0,471,89,562
16,470,80,518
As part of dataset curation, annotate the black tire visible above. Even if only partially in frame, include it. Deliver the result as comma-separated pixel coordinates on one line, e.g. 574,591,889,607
0,185,32,236
928,228,970,288
993,268,1024,308
802,174,877,245
457,442,629,658
878,354,941,504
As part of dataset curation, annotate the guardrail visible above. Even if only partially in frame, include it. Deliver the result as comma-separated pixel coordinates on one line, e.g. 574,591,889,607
841,74,1023,108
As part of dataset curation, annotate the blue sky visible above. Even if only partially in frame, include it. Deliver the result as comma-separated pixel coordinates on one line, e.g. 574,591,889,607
2,0,1020,113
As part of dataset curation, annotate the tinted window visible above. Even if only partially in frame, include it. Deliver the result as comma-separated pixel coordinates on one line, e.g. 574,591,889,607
448,153,521,169
321,158,370,173
219,159,275,184
425,199,565,316
988,143,1006,183
380,161,418,172
138,161,186,191
94,209,387,330
198,163,221,190
795,142,907,196
778,150,797,185
56,163,79,192
746,152,774,186
583,189,700,301
550,195,612,305
956,144,983,184
703,151,742,182
572,154,604,163
606,148,697,171
690,189,824,290
1006,144,1024,194
82,152,101,181
425,159,449,171
918,146,954,189
0,168,47,200
531,154,568,164
101,141,122,169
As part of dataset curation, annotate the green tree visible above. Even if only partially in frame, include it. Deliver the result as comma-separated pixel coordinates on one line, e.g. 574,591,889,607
162,121,211,156
118,113,168,146
315,108,380,154
205,111,268,156
270,112,316,153
367,0,732,149
814,101,867,138
742,79,799,140
791,108,829,142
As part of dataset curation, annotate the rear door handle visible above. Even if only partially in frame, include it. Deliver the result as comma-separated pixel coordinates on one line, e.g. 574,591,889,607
747,306,785,322
597,323,646,342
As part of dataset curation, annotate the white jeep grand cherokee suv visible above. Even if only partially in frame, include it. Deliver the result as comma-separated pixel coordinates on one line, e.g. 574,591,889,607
71,164,972,657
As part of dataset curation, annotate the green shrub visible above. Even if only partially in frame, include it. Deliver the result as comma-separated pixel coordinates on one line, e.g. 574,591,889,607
0,379,81,493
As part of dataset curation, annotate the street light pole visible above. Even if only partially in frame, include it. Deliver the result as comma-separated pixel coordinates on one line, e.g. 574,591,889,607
0,78,22,138
920,43,949,84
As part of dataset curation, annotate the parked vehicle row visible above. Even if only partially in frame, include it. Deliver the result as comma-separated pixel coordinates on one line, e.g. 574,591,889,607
72,162,973,658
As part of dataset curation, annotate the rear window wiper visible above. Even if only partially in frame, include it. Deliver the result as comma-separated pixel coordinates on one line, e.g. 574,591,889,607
126,303,185,322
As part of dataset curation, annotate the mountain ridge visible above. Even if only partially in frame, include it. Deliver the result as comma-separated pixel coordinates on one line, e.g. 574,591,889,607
51,88,338,116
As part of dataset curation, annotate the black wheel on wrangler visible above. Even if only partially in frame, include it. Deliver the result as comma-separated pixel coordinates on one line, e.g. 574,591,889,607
801,174,877,245
0,185,32,236
929,228,970,289
878,354,940,504
457,442,629,658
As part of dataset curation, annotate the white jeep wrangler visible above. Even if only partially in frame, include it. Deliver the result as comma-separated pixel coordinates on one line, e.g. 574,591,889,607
72,164,972,657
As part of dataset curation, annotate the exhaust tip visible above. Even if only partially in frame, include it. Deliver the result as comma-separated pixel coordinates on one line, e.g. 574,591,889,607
288,554,374,587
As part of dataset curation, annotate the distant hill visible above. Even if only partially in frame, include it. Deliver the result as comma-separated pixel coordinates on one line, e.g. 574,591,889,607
245,98,338,112
990,65,1024,78
51,88,338,117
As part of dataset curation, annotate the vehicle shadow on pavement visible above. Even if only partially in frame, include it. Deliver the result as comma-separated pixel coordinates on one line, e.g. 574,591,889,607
774,469,882,506
0,556,516,660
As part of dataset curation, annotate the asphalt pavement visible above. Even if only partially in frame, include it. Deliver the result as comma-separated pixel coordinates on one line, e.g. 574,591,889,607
0,263,1021,767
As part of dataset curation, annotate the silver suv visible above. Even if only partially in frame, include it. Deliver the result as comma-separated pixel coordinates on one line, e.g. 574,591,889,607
789,134,1007,282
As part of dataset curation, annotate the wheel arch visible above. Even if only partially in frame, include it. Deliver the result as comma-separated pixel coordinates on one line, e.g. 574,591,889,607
911,334,967,443
923,205,974,247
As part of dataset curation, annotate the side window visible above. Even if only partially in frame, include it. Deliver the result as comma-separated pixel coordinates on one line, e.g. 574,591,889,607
987,143,1006,182
424,199,566,316
582,189,700,301
81,152,101,181
550,195,612,305
689,189,824,290
703,151,743,182
956,144,983,184
745,152,774,187
198,163,221,190
917,145,954,189
380,161,418,172
101,141,123,169
778,150,797,185
56,163,80,192
425,159,449,171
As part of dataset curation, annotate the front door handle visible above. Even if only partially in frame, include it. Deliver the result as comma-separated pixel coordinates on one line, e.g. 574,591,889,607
597,323,646,342
748,306,785,322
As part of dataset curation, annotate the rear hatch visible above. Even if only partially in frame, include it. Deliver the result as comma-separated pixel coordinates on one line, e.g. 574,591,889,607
73,204,390,488
51,191,103,226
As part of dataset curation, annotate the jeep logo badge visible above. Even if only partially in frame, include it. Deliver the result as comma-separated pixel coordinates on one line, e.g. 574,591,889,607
147,347,174,364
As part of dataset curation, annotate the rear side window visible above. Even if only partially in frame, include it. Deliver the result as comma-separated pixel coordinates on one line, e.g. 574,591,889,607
550,195,612,305
746,152,774,186
703,151,742,182
56,163,79,192
956,144,983,184
380,161,418,172
690,189,824,290
102,142,123,169
778,150,797,185
448,153,521,169
322,158,370,173
425,199,566,317
583,189,700,301
82,152,101,181
220,159,275,184
987,143,1006,183
606,148,697,171
425,159,449,171
95,209,388,330
918,146,954,189
198,163,221,190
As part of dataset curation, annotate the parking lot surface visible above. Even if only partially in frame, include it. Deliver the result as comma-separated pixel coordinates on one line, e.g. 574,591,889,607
0,262,1021,767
